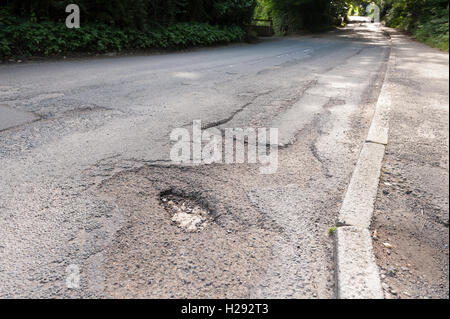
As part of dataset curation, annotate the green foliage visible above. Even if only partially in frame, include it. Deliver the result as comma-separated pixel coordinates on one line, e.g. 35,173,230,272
0,9,245,58
329,226,338,235
254,0,448,50
1,0,257,28
254,0,349,33
211,0,258,25
0,0,253,59
415,13,449,50
383,0,449,51
254,0,272,20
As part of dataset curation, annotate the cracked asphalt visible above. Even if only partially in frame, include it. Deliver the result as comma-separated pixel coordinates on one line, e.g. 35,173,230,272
0,22,391,298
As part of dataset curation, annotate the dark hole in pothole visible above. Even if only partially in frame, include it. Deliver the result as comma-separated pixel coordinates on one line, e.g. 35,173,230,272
159,189,213,233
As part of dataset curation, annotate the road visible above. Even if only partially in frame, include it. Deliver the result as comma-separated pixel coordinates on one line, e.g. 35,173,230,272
0,22,391,298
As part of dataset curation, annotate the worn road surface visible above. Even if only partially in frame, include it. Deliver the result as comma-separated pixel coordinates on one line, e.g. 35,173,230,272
1,22,391,298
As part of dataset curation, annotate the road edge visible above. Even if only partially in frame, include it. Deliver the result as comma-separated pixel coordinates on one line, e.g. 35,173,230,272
334,28,394,299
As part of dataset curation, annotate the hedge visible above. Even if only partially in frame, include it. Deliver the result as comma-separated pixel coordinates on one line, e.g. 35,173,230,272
0,12,246,59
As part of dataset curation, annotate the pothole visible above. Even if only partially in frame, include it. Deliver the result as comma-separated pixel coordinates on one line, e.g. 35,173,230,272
160,190,211,233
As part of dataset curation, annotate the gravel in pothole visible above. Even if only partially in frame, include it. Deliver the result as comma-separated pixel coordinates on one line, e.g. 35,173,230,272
160,193,210,233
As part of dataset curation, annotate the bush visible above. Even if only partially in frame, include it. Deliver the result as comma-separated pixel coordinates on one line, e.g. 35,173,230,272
415,14,449,51
0,10,246,59
3,0,256,28
253,0,348,34
384,0,449,51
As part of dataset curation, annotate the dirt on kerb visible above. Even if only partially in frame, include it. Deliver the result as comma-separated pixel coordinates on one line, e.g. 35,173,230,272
372,164,449,299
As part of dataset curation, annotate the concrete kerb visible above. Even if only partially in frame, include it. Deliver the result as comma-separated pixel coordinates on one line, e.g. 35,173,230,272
335,226,384,299
334,27,394,299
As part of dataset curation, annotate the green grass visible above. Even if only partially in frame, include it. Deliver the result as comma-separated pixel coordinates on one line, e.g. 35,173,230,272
329,226,338,235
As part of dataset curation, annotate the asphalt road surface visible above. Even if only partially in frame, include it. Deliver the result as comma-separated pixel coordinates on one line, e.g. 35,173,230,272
0,22,391,298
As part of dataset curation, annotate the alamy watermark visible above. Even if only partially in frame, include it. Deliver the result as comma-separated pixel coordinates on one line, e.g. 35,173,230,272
66,4,80,29
366,3,380,23
66,264,80,289
170,121,279,175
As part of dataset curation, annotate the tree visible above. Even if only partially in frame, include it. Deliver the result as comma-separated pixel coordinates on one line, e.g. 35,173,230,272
254,0,348,33
1,0,257,28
